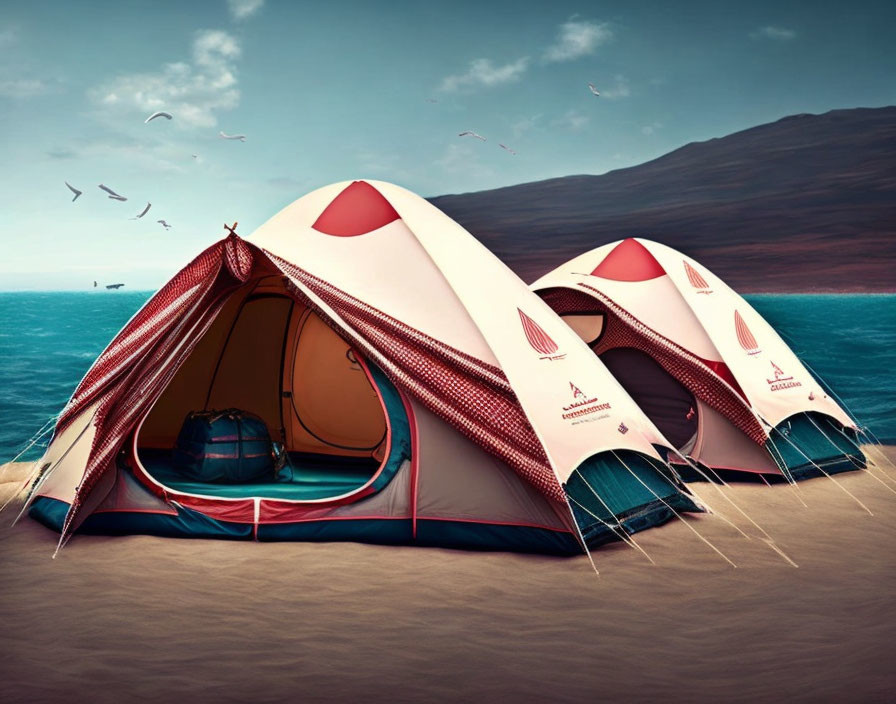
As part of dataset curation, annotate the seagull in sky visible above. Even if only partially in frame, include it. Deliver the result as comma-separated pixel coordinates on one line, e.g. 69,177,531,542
499,143,516,155
157,219,172,230
144,111,173,123
131,202,151,219
588,83,600,97
458,131,486,141
219,131,246,141
98,184,127,201
64,181,82,202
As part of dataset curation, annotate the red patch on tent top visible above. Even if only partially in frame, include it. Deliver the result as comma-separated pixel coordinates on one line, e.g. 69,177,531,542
312,181,400,237
591,238,666,281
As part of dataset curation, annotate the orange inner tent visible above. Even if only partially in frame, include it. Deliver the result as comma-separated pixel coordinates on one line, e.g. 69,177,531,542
138,275,387,458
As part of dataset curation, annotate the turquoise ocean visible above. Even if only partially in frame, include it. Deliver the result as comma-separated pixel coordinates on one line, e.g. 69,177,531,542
0,292,894,461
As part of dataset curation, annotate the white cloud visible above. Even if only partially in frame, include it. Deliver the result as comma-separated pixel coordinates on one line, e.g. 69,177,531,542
599,74,630,100
0,78,48,98
227,0,264,21
90,30,241,128
552,109,589,131
750,26,796,41
440,57,529,92
544,19,612,62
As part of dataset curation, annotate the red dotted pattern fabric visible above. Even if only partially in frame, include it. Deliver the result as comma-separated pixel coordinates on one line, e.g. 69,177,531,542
55,236,258,540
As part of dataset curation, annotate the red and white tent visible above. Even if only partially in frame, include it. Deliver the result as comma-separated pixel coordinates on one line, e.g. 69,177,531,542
532,237,865,480
25,183,700,554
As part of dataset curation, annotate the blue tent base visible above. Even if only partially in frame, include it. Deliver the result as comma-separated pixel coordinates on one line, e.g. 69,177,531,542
579,495,700,548
565,449,701,548
766,412,865,480
29,444,702,556
28,497,582,556
676,459,861,485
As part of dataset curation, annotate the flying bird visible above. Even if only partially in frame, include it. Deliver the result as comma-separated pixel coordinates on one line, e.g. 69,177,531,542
458,131,486,141
219,131,246,142
425,98,438,104
144,111,173,123
106,283,125,290
131,202,151,219
499,143,516,155
64,181,82,202
588,83,600,97
98,184,127,201
157,219,172,230
93,281,97,288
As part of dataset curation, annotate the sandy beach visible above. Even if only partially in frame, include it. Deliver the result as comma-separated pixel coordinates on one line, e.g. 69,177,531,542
1,448,894,703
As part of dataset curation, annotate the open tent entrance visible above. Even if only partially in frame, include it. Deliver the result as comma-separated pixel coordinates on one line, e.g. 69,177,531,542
136,275,403,501
560,311,699,453
599,348,698,453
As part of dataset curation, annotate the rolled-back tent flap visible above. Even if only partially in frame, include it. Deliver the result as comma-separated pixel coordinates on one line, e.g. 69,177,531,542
43,236,254,541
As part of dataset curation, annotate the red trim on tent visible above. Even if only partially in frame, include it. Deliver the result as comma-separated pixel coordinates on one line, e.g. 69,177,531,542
246,512,570,533
591,239,666,282
417,515,571,533
400,390,420,539
257,514,408,525
312,181,400,237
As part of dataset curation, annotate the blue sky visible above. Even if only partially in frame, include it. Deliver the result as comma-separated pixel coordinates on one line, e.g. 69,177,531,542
1,0,894,289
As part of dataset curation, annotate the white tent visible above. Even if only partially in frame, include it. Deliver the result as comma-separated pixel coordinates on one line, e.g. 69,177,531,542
532,237,865,481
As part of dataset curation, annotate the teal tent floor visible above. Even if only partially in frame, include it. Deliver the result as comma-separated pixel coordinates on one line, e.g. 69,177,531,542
138,448,377,500
565,450,701,547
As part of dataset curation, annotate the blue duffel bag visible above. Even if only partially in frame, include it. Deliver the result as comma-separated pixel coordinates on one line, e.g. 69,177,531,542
172,409,275,483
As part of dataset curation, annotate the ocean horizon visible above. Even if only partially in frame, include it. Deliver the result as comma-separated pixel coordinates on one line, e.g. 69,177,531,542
1,291,894,462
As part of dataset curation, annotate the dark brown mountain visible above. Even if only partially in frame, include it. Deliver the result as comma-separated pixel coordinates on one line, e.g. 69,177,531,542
429,107,896,292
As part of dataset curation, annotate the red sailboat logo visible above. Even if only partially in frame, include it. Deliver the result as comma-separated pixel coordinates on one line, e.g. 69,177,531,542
518,308,563,359
734,310,761,355
684,260,712,293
